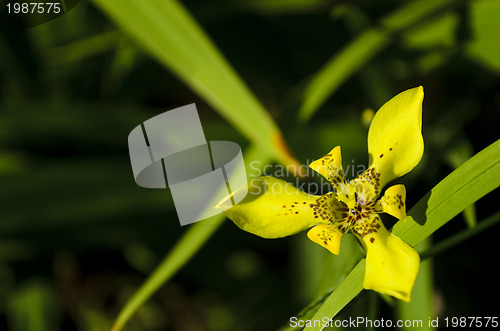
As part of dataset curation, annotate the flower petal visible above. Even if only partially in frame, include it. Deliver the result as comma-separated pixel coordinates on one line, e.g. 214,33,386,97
353,214,419,302
309,146,356,209
375,184,407,221
307,224,343,255
368,86,424,188
219,176,342,239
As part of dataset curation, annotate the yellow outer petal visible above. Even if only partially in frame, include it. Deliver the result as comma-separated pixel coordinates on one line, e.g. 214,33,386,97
309,146,356,209
376,184,407,221
220,177,340,239
309,146,343,181
307,224,343,255
354,215,420,302
368,86,424,188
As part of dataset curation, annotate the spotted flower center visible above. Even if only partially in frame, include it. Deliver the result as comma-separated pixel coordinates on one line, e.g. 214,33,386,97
312,164,381,232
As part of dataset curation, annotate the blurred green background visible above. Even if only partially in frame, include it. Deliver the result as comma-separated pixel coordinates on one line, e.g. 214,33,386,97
0,0,499,330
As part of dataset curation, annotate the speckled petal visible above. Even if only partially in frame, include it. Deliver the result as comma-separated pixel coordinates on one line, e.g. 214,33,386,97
375,184,407,221
309,146,356,209
307,224,343,255
353,214,419,302
368,86,424,188
219,177,343,239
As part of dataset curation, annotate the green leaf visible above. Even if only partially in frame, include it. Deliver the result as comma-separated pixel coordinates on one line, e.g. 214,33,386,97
420,210,500,260
303,138,500,331
111,215,224,331
42,30,121,66
445,140,477,227
303,261,365,331
8,280,59,331
392,139,500,245
90,0,297,166
298,28,390,123
402,13,459,50
466,0,500,72
298,0,463,122
111,146,272,331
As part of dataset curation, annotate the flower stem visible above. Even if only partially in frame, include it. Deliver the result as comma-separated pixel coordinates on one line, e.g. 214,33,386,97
421,211,500,260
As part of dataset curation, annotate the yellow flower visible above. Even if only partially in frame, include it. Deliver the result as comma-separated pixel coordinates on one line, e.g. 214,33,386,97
218,87,424,302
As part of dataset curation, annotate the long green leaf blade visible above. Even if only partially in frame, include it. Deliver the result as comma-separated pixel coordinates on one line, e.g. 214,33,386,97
304,139,500,330
393,139,500,244
298,0,463,122
298,29,389,122
111,146,272,331
303,261,365,330
111,216,224,331
90,0,297,166
420,210,500,260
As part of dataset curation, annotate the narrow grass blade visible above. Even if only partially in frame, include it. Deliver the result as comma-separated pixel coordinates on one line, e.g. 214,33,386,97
303,261,366,331
303,138,500,330
298,0,463,122
332,5,394,109
446,139,477,227
421,210,500,260
393,139,500,245
298,28,389,123
43,30,121,66
111,216,224,331
90,0,297,166
111,146,272,331
8,280,58,331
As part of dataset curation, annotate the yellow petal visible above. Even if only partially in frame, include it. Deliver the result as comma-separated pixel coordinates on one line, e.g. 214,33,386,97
375,184,407,221
368,86,424,188
353,215,419,302
309,146,356,209
219,177,343,239
307,224,343,255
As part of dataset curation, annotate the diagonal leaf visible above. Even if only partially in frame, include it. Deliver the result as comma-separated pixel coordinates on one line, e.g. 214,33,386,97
111,216,224,331
392,139,500,244
303,138,500,330
111,146,272,331
90,0,297,166
298,29,390,123
420,210,500,260
298,0,464,122
42,30,121,66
